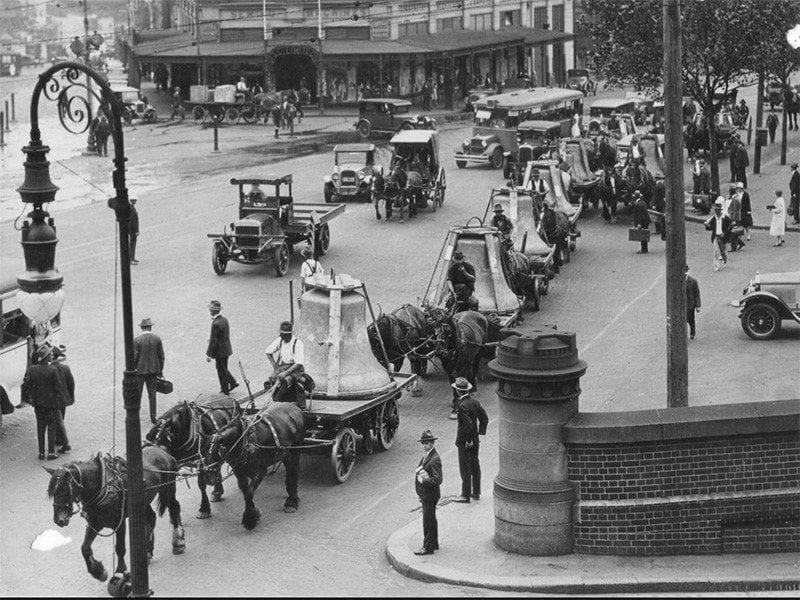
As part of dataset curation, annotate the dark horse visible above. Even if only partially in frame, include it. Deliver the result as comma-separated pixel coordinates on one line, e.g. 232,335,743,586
597,166,627,223
146,397,242,519
45,445,185,582
203,402,305,530
367,304,435,397
624,160,655,206
375,159,423,222
429,309,502,406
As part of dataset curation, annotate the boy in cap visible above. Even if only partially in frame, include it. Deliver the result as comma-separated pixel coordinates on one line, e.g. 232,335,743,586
452,377,488,503
134,317,165,423
704,198,731,271
265,320,305,405
206,300,238,395
414,429,442,555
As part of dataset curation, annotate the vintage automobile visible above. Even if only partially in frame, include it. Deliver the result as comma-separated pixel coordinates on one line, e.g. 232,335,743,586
207,176,344,276
763,80,784,109
465,87,495,112
354,98,435,138
567,69,597,96
323,143,382,203
738,271,800,340
110,83,157,124
504,120,570,182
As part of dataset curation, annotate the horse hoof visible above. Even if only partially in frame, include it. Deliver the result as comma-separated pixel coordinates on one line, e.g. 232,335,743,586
196,511,211,519
172,544,186,555
283,506,297,514
97,569,109,582
210,494,223,503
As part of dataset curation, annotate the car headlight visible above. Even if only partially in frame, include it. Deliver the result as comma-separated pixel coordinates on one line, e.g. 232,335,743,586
463,138,470,148
332,173,339,181
481,140,488,149
358,172,365,180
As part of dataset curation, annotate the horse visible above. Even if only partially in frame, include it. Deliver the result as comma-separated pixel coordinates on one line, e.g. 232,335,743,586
375,159,423,222
146,397,243,519
593,134,618,171
624,160,655,205
45,445,185,583
367,304,434,396
597,166,627,223
539,203,571,271
429,310,502,406
203,402,305,530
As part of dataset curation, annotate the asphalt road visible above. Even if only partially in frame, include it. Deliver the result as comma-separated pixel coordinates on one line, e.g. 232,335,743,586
1,78,798,597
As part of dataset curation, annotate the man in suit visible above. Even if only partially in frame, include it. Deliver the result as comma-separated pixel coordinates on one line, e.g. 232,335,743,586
452,377,489,504
789,163,799,225
734,140,749,189
129,196,140,265
206,300,238,395
685,265,701,340
51,345,74,453
726,185,745,252
704,198,731,272
22,345,70,460
736,181,753,241
134,317,165,423
414,429,442,556
632,190,651,254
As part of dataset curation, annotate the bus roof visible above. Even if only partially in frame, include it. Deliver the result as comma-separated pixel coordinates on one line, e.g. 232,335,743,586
591,98,636,109
475,87,584,110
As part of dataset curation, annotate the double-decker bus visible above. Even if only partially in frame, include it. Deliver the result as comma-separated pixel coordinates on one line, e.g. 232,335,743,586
454,87,584,177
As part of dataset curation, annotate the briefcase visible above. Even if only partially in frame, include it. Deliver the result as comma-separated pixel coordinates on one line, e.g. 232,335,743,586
156,377,174,395
628,228,651,242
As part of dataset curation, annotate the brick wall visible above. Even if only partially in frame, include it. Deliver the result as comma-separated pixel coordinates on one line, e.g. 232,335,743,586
563,400,800,555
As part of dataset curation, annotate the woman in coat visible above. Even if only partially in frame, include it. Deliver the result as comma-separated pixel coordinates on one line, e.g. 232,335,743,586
768,190,786,247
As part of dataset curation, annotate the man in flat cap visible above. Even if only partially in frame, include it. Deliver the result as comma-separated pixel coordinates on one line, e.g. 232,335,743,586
206,300,238,395
414,429,442,555
134,317,165,423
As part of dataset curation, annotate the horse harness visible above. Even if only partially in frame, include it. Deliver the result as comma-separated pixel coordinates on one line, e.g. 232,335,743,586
55,454,128,528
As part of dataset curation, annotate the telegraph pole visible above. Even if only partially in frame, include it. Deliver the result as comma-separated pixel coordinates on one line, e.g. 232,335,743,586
263,0,269,90
317,0,325,114
663,0,688,407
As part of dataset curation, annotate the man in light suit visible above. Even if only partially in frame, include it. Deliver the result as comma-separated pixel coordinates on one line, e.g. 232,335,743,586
206,300,238,396
134,317,165,423
414,429,443,556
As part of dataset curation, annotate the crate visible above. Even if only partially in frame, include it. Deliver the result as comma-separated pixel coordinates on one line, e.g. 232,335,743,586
213,85,237,104
628,228,651,242
189,85,208,103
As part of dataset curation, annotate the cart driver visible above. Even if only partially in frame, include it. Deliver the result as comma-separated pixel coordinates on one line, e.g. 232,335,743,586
447,251,479,312
264,321,305,405
490,204,514,250
248,183,266,204
526,168,551,199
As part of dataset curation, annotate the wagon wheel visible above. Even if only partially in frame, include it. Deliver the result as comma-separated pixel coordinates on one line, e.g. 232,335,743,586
192,106,206,123
241,107,258,124
315,223,330,256
224,107,240,125
331,427,357,483
211,241,228,275
530,276,541,311
436,169,446,207
273,241,290,276
376,398,400,451
357,120,372,138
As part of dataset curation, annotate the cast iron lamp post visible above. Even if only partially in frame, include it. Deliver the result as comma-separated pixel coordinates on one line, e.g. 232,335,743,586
17,61,151,597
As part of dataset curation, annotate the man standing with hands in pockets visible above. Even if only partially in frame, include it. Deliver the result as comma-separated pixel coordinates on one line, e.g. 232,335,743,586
452,377,489,503
414,429,442,556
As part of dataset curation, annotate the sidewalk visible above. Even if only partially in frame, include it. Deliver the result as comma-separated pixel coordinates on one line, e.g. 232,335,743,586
385,490,800,594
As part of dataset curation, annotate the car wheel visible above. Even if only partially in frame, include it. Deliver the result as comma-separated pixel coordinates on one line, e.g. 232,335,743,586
212,242,228,275
502,157,513,179
741,303,782,340
315,224,330,256
491,148,504,169
274,242,290,277
324,185,333,203
456,159,467,169
357,120,371,138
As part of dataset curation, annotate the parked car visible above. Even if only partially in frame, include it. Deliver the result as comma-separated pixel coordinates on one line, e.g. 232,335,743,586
738,271,800,340
323,143,382,203
567,69,597,96
763,80,783,109
354,98,435,138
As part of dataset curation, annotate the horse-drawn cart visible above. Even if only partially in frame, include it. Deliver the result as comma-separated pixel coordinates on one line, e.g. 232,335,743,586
523,160,583,253
385,129,446,214
207,175,344,276
186,85,279,125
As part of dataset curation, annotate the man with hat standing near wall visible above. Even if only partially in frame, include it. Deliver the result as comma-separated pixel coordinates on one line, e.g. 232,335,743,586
447,251,478,312
22,345,70,460
134,317,165,423
206,300,238,396
704,197,731,272
264,320,305,406
452,377,488,503
414,429,442,555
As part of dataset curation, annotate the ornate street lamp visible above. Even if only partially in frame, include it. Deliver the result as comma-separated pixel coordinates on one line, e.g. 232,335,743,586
17,62,151,597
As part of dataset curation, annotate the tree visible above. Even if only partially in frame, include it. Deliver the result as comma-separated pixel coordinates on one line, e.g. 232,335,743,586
581,0,786,193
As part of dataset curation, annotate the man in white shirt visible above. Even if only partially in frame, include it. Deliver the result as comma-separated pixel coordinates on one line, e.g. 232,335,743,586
299,245,324,291
264,321,305,404
526,168,551,197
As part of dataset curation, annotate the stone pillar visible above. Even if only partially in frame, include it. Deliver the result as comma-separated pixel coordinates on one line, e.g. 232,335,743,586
488,328,587,555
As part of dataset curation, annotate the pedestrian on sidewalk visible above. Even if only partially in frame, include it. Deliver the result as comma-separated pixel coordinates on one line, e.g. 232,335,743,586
421,78,432,112
134,317,165,424
22,346,70,460
768,190,786,247
414,429,442,556
169,87,184,121
206,300,238,395
272,104,282,139
452,377,488,504
129,196,140,265
726,185,745,252
789,163,799,225
766,111,779,143
728,139,739,184
734,140,749,189
632,190,651,254
685,265,701,340
693,158,711,195
704,198,730,271
51,345,74,454
736,182,753,241
284,98,297,136
94,114,110,157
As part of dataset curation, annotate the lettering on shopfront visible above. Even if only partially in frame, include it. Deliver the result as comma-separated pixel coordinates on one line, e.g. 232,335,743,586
272,46,317,57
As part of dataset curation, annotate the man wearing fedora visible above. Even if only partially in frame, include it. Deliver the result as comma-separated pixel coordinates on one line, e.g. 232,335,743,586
414,429,442,555
51,345,74,453
452,377,488,503
631,190,651,254
265,320,305,406
704,197,731,272
206,300,238,396
490,203,514,249
134,317,165,423
447,250,478,312
22,345,70,460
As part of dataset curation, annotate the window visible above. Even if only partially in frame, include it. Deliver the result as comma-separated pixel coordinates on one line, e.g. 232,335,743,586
437,17,463,31
501,10,521,27
325,27,370,40
470,12,492,31
219,28,263,43
534,7,548,29
552,5,565,32
398,21,429,37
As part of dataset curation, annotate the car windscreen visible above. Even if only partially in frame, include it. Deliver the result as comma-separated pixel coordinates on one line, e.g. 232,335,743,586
336,152,368,164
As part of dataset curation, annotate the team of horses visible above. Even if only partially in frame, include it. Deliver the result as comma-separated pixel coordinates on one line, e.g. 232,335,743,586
373,158,425,222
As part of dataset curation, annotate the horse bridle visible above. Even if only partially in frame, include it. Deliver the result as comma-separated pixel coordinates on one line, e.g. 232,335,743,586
53,465,83,517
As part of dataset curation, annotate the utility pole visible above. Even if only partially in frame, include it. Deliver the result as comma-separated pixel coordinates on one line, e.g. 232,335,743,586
263,0,269,90
663,0,688,408
318,0,325,114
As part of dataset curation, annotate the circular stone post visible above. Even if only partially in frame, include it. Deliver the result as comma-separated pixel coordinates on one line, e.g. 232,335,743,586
488,328,587,555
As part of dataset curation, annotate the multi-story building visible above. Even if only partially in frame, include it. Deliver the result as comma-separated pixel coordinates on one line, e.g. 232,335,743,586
127,0,576,108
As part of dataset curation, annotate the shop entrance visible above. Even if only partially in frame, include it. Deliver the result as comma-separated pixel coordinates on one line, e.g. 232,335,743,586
273,53,317,99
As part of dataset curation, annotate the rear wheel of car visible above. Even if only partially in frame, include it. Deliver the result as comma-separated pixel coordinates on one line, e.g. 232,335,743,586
456,159,467,169
741,303,781,340
357,120,372,138
502,157,513,179
491,148,504,169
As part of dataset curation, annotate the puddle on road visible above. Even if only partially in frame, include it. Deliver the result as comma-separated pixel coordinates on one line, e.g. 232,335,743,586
31,529,71,551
